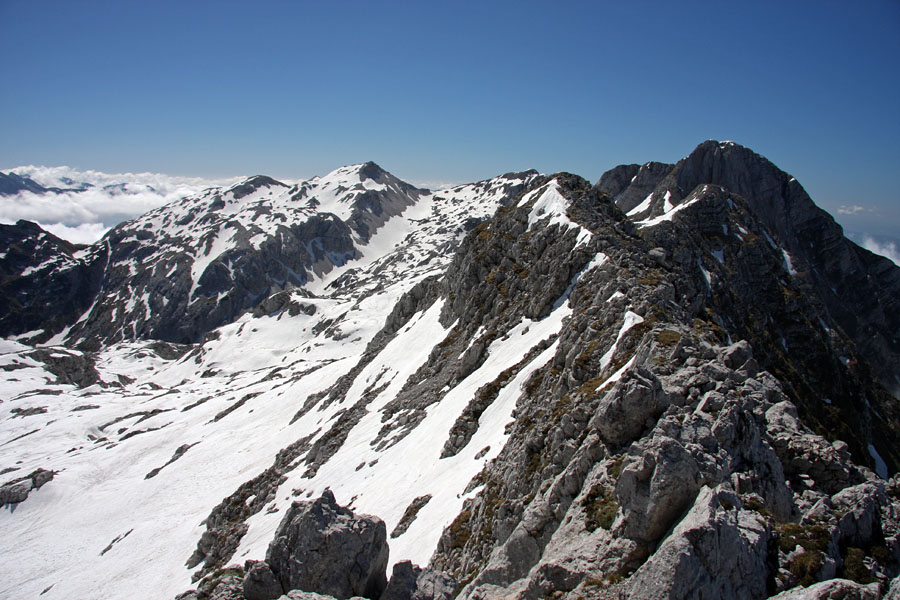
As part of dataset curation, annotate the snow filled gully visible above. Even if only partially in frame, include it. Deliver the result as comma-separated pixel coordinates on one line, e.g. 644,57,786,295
237,269,594,571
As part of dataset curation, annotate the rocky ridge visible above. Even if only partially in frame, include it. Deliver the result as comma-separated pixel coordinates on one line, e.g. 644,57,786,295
1,142,898,600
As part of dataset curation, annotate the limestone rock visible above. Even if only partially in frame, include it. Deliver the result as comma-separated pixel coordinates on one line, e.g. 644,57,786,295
769,578,881,600
625,486,770,600
243,560,284,600
379,561,456,600
265,490,389,599
0,480,32,505
615,435,700,545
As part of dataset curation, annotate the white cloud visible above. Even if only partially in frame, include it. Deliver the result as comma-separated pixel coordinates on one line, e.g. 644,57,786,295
408,179,465,191
40,222,111,245
838,204,867,215
0,165,241,244
862,236,900,266
8,165,237,196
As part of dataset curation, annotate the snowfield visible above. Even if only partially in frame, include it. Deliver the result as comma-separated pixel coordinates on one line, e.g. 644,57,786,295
0,166,542,600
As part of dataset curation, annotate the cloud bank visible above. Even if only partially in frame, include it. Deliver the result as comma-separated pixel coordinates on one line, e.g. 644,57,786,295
0,166,240,245
861,236,900,266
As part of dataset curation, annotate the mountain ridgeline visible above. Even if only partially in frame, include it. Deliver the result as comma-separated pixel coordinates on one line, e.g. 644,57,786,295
1,142,899,600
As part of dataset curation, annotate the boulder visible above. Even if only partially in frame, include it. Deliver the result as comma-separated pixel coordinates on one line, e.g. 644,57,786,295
208,574,244,600
379,561,456,600
615,435,700,544
769,578,881,599
266,490,389,600
0,480,32,505
243,560,284,600
625,486,770,600
591,369,670,447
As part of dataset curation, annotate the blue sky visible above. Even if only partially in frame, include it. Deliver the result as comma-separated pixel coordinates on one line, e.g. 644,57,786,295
1,0,898,238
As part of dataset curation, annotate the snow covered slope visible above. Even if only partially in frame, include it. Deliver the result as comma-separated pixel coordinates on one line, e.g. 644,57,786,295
2,144,899,600
0,164,537,347
0,166,540,600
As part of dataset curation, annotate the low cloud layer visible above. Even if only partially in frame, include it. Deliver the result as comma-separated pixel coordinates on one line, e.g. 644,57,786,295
862,235,900,266
0,166,240,245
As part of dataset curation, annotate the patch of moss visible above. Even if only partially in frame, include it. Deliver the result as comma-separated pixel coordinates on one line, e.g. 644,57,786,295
744,497,772,518
583,487,617,532
840,546,875,584
777,522,830,587
607,454,625,480
776,523,830,554
788,550,824,587
655,329,682,346
447,508,472,549
438,328,462,348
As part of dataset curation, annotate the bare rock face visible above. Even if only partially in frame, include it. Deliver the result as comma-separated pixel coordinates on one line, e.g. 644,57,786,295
379,561,456,600
243,560,283,600
265,490,389,600
624,486,770,600
0,468,55,507
769,578,881,599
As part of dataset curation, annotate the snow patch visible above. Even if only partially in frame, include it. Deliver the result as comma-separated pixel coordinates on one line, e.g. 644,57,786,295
868,444,889,479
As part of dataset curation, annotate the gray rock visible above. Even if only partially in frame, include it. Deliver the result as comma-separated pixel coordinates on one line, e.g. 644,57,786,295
0,480,32,505
831,481,887,548
886,574,900,600
279,592,367,600
208,574,244,600
380,561,456,600
243,560,283,600
625,486,769,600
722,340,753,370
266,490,389,599
591,369,670,447
769,578,881,599
615,435,700,545
31,468,54,489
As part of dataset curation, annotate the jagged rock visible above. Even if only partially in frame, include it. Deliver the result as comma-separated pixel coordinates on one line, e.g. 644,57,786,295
591,368,670,447
769,578,881,599
0,468,55,506
278,593,367,600
615,435,700,545
886,575,900,599
379,561,456,600
625,486,770,600
5,144,900,600
208,574,245,600
831,481,888,548
243,560,284,600
265,490,389,600
0,480,32,505
722,340,753,370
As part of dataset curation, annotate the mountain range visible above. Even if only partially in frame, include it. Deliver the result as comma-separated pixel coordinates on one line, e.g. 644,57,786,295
1,141,898,600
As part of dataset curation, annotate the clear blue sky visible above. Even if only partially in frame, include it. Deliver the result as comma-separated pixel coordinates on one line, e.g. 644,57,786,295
1,0,898,236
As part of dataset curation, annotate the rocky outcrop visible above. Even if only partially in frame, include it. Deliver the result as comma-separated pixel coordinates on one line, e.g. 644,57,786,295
242,561,283,600
770,578,881,599
0,220,104,343
265,490,389,600
379,561,456,600
0,468,55,507
625,486,770,600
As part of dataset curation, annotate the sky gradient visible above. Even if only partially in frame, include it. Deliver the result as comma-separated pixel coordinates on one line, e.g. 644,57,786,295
1,0,898,238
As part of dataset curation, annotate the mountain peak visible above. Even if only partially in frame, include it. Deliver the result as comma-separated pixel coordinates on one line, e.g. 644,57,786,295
357,161,387,181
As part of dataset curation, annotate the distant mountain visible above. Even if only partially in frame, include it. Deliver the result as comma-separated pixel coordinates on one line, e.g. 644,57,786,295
1,145,898,600
0,171,51,195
